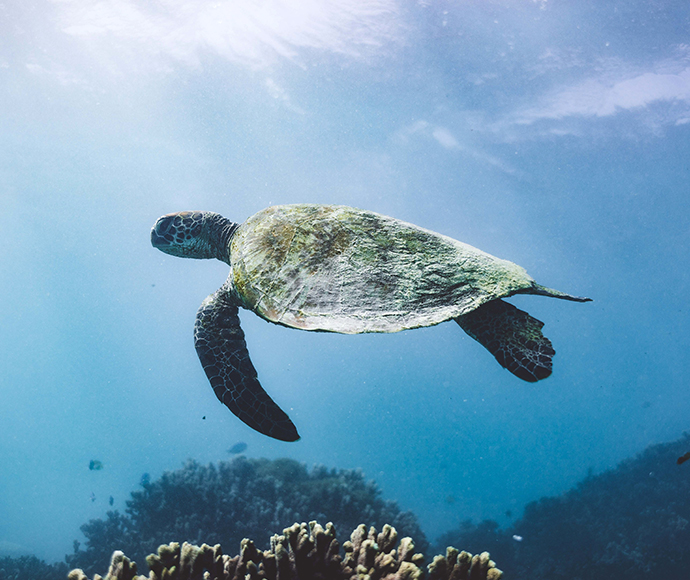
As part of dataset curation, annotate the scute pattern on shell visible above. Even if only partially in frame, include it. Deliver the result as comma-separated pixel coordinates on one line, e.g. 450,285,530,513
230,204,534,334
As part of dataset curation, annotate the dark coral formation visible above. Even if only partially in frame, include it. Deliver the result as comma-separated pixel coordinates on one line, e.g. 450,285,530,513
0,555,68,580
437,432,690,579
68,521,501,580
67,457,427,575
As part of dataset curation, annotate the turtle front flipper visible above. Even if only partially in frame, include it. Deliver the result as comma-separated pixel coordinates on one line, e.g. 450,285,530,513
194,290,300,442
455,299,555,382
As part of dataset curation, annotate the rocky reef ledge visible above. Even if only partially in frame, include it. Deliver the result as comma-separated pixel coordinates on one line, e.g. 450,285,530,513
68,521,502,580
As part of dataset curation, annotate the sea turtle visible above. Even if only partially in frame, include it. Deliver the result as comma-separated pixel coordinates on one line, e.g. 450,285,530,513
151,204,590,442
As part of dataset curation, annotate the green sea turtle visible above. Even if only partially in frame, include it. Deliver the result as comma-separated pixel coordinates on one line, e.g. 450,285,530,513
151,204,590,442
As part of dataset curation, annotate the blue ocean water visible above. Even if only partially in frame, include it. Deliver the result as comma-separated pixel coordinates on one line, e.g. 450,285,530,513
1,0,689,567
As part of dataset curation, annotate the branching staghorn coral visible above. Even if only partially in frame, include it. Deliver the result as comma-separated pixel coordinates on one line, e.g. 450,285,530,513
67,521,502,580
426,548,502,580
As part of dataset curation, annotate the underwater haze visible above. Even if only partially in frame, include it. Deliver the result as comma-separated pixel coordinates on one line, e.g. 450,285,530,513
2,0,690,565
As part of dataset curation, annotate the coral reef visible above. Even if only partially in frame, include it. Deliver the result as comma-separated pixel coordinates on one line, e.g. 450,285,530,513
68,521,501,580
0,555,68,580
67,457,427,575
437,432,690,579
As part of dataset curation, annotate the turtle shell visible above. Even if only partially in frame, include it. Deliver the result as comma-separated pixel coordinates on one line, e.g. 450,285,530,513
230,204,535,333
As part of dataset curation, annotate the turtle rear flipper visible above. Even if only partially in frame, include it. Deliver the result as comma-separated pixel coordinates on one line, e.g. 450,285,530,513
456,299,555,382
194,291,300,442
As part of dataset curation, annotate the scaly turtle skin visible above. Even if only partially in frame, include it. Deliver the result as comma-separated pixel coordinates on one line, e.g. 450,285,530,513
151,204,590,442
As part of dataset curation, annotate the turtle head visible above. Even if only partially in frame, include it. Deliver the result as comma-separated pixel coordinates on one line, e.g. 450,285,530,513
151,211,237,263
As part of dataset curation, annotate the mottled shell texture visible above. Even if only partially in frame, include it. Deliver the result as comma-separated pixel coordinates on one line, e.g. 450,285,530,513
230,204,535,334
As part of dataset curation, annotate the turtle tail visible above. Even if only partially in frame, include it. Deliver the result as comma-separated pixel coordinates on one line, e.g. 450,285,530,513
522,283,592,303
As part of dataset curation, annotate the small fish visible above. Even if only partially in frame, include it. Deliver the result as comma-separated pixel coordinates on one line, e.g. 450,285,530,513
512,535,523,542
677,452,690,465
202,416,206,420
89,460,103,471
90,492,96,502
228,442,248,455
109,496,114,506
140,473,151,487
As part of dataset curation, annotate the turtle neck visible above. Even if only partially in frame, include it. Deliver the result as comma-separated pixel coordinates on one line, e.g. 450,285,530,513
206,213,240,265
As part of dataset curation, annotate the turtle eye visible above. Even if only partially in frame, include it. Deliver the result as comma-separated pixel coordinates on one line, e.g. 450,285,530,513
152,217,173,247
156,216,174,235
